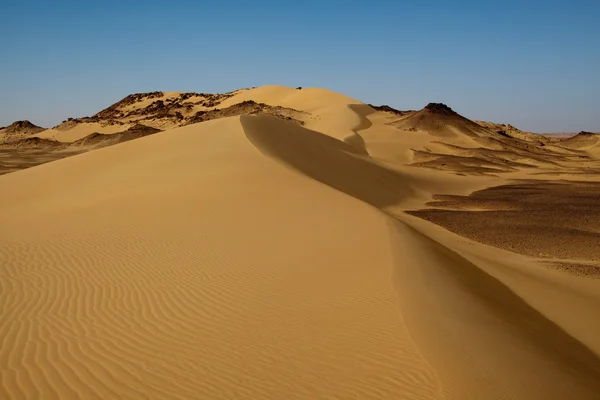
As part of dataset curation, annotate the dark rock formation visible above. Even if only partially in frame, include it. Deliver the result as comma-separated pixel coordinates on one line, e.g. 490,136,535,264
368,104,411,116
3,120,45,134
423,103,456,116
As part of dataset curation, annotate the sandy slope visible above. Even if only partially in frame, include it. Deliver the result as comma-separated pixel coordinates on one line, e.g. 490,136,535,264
0,118,444,399
36,122,131,142
2,86,600,399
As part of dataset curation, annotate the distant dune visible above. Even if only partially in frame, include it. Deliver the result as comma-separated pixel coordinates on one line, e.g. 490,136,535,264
1,85,600,399
558,131,600,150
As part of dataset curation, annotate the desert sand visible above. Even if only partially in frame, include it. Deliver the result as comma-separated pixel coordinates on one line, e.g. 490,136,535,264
1,85,600,399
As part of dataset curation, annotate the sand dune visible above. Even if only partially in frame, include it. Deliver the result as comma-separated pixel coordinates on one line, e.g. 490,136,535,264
0,118,442,399
1,85,600,399
36,122,131,142
559,131,600,150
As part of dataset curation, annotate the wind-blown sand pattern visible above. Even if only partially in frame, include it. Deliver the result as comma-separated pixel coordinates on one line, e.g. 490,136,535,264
1,85,600,399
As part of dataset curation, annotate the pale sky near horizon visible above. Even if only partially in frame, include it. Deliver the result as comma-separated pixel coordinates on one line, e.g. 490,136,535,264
1,0,598,132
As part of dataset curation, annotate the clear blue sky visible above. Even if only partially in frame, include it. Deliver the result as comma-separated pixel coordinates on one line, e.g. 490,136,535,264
1,0,598,132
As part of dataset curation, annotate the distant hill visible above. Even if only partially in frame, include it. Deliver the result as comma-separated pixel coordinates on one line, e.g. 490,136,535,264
390,103,490,138
2,86,599,178
1,120,45,135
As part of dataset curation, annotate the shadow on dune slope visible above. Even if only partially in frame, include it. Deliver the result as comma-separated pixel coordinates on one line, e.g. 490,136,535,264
390,220,600,398
342,104,375,155
242,112,600,398
241,114,416,209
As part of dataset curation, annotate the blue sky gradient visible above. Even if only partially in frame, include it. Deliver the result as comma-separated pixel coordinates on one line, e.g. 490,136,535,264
1,0,599,132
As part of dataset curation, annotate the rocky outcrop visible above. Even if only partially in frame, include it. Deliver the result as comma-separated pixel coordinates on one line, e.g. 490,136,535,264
391,102,487,138
186,101,306,126
3,120,45,135
368,104,412,116
94,92,164,120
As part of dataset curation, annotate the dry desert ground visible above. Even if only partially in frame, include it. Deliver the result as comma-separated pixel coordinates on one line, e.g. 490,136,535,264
1,85,600,399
